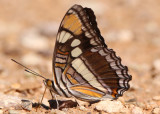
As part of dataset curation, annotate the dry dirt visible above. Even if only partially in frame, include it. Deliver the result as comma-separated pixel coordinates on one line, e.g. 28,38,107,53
0,0,160,114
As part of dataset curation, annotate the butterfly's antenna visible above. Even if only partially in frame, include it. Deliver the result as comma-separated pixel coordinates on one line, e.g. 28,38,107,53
11,59,46,80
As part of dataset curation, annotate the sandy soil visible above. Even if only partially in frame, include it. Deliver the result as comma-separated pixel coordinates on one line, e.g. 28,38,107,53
0,0,160,113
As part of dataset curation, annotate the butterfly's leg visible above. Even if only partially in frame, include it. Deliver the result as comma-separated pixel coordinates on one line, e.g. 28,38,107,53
36,85,47,111
54,95,59,109
49,90,54,99
40,86,47,104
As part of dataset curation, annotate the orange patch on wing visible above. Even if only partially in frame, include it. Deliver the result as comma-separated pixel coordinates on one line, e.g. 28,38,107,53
66,74,78,84
111,88,118,98
71,86,103,98
62,64,70,75
57,50,69,55
63,14,82,35
55,63,66,68
74,26,82,35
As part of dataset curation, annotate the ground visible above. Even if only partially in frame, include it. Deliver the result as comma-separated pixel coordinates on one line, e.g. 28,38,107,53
0,0,160,114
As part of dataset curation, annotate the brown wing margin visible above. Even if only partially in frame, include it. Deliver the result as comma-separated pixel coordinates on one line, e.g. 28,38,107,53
83,7,106,47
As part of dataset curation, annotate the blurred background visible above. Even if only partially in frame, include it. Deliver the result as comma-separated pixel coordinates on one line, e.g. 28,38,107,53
0,0,160,113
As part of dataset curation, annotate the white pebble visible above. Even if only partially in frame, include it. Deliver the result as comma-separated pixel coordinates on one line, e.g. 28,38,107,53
132,106,143,114
153,59,160,72
152,107,160,114
95,100,124,113
22,53,43,66
20,28,49,51
153,96,160,101
117,29,134,42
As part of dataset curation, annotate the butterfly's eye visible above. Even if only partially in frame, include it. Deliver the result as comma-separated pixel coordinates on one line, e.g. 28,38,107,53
45,79,53,87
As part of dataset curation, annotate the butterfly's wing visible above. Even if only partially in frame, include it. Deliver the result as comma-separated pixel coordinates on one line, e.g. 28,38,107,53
52,4,132,101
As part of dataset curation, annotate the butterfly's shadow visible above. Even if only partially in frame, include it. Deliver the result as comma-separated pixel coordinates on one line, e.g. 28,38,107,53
49,99,78,109
32,100,78,110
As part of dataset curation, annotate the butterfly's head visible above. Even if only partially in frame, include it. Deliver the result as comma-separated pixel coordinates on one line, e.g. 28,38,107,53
44,79,53,89
43,79,58,94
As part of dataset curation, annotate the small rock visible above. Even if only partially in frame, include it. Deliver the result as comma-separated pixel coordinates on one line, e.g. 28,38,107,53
50,109,66,114
8,110,19,114
152,107,160,114
120,108,130,113
117,29,134,42
79,106,86,111
11,83,21,89
153,59,160,72
153,96,160,101
132,106,143,114
20,28,49,51
22,53,43,66
0,110,3,113
21,100,32,111
95,100,124,113
0,93,21,108
146,101,159,110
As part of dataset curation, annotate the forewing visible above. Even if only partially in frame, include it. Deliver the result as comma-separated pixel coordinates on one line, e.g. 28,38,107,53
52,5,106,97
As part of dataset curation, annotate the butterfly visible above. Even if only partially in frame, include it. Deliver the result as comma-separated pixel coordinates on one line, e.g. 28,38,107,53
49,4,132,101
12,4,132,104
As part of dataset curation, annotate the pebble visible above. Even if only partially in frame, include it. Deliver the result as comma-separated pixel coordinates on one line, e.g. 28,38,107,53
95,100,124,113
0,93,21,108
8,110,19,114
20,28,49,51
51,109,66,114
21,99,32,111
8,110,26,114
120,108,130,113
22,53,43,66
132,106,143,114
117,29,134,42
152,107,160,114
79,106,86,111
153,96,160,101
146,101,158,110
0,110,3,113
11,83,21,89
153,59,160,72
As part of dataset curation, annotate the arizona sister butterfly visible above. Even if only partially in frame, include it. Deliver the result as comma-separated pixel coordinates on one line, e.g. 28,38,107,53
12,4,132,106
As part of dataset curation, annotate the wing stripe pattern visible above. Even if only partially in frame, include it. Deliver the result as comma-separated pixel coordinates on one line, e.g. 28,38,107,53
51,4,132,101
